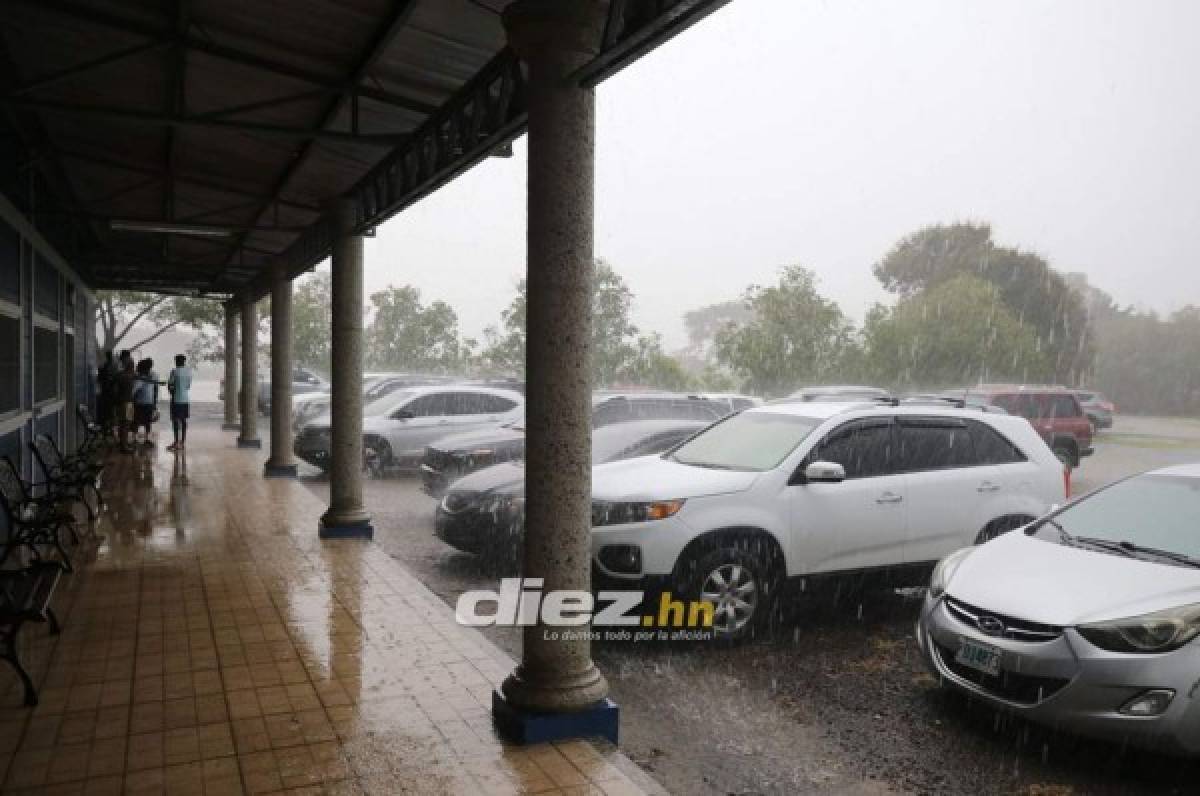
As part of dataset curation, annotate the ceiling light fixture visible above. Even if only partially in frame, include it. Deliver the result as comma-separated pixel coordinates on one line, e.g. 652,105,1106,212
109,219,235,237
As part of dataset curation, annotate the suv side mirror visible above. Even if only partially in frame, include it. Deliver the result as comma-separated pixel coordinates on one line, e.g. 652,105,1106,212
803,461,846,483
391,409,414,420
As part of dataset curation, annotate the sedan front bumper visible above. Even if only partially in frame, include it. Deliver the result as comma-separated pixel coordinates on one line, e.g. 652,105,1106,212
918,592,1200,755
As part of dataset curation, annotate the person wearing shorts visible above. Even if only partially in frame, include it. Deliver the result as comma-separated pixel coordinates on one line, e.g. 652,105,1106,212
167,354,192,452
132,359,159,446
116,351,136,453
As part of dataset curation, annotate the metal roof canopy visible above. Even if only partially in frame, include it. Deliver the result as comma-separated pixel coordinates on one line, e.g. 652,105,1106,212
0,0,727,298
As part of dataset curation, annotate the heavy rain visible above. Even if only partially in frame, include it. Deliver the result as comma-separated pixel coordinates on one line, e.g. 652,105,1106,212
6,0,1199,794
292,3,1200,792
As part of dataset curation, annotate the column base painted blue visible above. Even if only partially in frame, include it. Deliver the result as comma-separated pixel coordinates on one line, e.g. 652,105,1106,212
263,463,298,478
491,689,619,745
221,422,240,431
237,437,262,449
318,520,374,539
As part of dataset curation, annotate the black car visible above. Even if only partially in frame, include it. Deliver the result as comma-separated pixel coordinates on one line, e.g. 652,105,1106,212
434,418,708,566
420,392,728,496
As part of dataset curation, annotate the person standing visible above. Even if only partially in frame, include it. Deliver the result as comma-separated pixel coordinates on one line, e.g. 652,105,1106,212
97,351,116,436
132,358,160,447
116,351,137,453
167,354,192,452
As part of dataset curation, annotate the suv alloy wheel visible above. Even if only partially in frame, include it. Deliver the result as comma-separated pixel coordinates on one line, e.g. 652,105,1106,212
682,547,774,643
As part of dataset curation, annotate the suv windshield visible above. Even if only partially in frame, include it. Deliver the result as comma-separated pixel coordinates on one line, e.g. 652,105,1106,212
670,412,820,472
1033,474,1200,562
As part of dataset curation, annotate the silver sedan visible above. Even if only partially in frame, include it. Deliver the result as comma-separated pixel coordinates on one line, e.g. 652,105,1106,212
918,462,1200,755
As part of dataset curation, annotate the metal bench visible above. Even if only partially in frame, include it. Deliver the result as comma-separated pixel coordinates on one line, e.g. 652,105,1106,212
0,561,63,706
30,435,103,523
0,457,76,571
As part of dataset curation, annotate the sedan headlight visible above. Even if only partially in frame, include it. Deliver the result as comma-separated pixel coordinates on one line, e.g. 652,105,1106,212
1078,604,1200,653
483,494,525,515
592,500,685,527
929,547,974,599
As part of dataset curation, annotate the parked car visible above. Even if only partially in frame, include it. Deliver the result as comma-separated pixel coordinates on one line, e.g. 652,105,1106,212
1074,389,1116,432
589,401,1066,641
292,373,451,431
294,385,523,472
220,367,327,411
699,393,763,413
434,419,709,566
786,385,892,403
953,385,1094,469
918,463,1200,755
420,392,728,496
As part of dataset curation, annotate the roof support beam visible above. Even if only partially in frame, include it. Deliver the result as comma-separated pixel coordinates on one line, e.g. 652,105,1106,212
0,97,409,145
43,212,308,233
53,148,320,212
219,0,420,282
12,40,169,96
9,0,438,115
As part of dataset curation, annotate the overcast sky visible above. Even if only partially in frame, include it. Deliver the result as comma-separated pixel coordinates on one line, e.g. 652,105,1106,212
348,0,1199,350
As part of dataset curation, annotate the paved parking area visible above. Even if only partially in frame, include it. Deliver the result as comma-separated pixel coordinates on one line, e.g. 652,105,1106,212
301,415,1200,795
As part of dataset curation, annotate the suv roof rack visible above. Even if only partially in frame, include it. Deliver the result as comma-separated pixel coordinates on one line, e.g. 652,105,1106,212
902,395,966,408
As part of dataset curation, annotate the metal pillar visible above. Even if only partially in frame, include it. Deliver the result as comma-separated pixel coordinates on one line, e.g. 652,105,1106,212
222,302,240,430
237,295,261,448
493,0,616,744
265,263,297,477
319,198,372,538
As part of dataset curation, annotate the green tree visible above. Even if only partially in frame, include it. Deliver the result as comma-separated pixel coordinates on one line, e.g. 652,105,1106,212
862,274,1052,388
874,222,1092,383
293,272,332,373
482,259,654,387
481,280,527,377
93,291,223,361
621,333,695,391
714,265,855,397
365,285,466,373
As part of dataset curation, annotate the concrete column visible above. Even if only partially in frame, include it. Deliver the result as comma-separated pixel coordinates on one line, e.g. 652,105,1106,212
265,263,297,477
222,302,240,430
494,0,614,743
318,198,372,538
237,295,261,448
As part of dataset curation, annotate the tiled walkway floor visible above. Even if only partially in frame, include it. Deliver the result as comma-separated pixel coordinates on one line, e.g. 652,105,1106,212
0,423,661,795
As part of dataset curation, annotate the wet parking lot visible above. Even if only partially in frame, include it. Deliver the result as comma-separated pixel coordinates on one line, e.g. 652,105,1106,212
301,416,1200,795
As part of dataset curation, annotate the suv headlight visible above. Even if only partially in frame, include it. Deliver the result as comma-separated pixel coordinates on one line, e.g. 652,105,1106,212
1078,604,1200,653
929,547,974,599
592,500,685,527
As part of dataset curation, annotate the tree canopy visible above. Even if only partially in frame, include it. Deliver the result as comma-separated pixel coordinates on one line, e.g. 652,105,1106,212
862,274,1052,388
93,291,223,361
482,259,691,389
874,222,1092,383
365,285,469,374
714,265,855,397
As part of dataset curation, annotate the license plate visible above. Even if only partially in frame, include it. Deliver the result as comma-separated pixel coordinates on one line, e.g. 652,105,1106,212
955,637,1002,676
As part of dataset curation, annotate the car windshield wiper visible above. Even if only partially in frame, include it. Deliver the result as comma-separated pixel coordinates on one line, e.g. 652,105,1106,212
1069,535,1139,558
1109,540,1200,569
670,457,748,471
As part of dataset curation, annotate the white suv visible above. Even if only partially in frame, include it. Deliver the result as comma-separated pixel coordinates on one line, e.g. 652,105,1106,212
590,400,1066,641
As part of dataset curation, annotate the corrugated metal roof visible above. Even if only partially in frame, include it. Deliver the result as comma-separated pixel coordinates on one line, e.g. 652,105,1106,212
0,0,727,295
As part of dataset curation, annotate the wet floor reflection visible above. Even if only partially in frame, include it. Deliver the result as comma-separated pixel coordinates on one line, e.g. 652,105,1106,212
0,424,658,793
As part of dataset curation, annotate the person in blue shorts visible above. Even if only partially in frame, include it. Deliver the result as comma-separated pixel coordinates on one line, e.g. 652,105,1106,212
167,354,192,452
